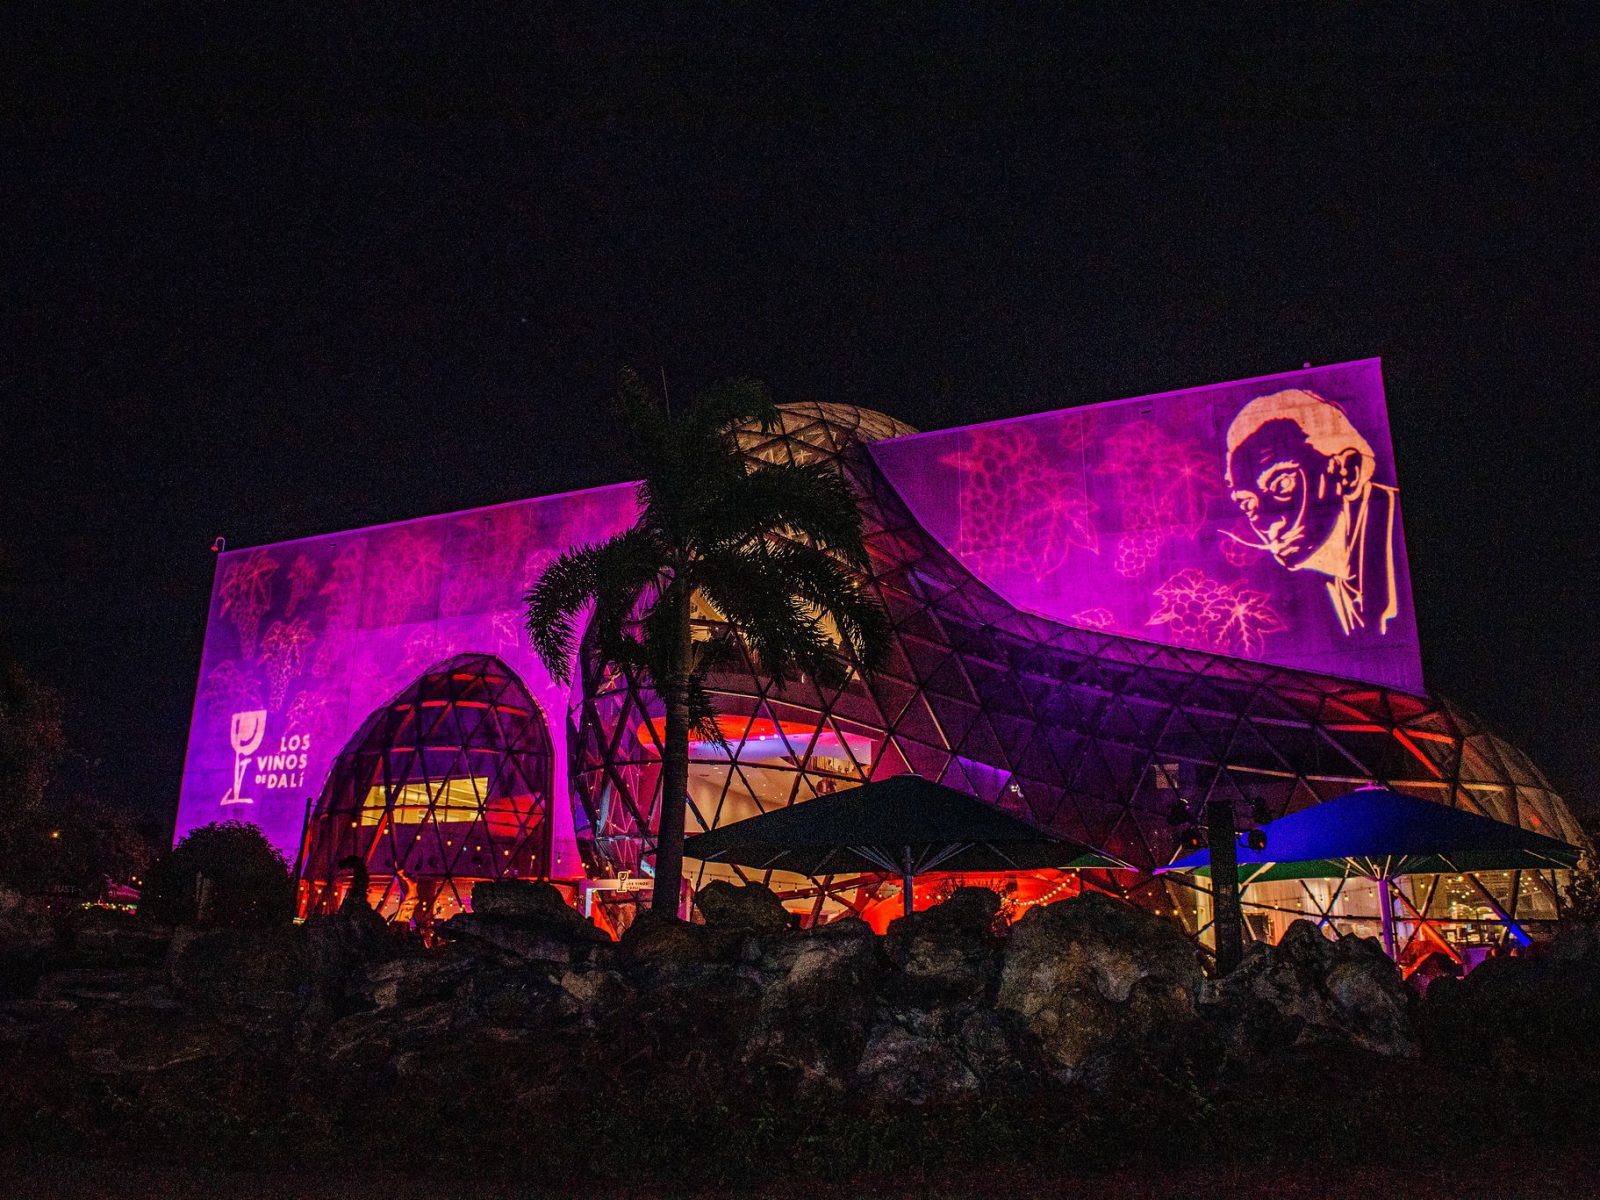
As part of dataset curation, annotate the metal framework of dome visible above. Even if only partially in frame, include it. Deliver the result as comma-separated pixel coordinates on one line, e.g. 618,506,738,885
298,653,555,921
573,403,1579,951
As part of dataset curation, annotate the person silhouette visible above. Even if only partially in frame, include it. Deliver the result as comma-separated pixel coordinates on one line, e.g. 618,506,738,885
336,853,372,914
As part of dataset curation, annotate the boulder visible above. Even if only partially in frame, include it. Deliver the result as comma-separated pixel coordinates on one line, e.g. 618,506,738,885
695,881,793,934
857,1023,980,1105
443,913,579,964
36,966,179,1011
445,882,611,963
0,997,76,1046
469,881,609,941
468,964,571,1029
365,950,474,1010
292,904,405,1042
69,1016,239,1075
298,903,399,989
950,1006,1042,1086
863,1000,1040,1096
619,911,738,963
997,891,1203,1071
166,924,312,1021
1208,920,1417,1058
1422,945,1600,1062
68,909,172,965
884,887,1004,1000
742,918,879,1086
556,964,635,1020
320,999,464,1067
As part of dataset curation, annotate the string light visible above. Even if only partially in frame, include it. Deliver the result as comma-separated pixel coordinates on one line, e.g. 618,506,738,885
1011,877,1076,910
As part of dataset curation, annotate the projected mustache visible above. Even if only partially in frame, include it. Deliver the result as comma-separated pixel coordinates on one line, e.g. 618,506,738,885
1219,527,1297,555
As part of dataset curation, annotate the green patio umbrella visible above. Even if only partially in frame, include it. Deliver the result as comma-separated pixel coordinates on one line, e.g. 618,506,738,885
683,774,1130,918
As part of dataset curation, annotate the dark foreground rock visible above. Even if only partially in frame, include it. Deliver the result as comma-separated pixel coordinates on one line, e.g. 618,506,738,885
1208,918,1418,1058
1422,920,1600,1066
695,879,793,933
884,886,1004,1000
0,886,1487,1187
998,890,1205,1073
442,881,611,965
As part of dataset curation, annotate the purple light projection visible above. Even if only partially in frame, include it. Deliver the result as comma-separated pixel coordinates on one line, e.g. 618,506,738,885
867,359,1422,694
175,484,640,864
176,359,1422,866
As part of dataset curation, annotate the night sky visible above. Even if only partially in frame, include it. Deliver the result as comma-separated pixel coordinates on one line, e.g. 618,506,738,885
5,11,1597,831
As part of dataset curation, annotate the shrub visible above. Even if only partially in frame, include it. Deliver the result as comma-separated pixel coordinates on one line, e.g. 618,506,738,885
140,820,293,928
1561,855,1600,923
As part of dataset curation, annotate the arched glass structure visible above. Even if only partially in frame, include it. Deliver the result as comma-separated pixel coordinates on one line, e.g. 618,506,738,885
298,653,555,923
573,404,1581,954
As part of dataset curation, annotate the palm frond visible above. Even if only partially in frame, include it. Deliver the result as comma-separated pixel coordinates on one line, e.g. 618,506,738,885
684,674,729,752
683,376,780,443
702,461,871,567
705,538,890,677
688,624,746,677
530,373,888,738
694,546,840,684
614,367,674,468
523,530,660,684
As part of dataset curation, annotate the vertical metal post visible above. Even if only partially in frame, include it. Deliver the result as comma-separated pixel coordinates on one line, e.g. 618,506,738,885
290,795,315,919
901,845,915,919
291,795,314,887
1206,800,1243,976
1378,873,1398,959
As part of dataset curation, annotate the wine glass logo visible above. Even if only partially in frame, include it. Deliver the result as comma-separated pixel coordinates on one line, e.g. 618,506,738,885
222,709,268,805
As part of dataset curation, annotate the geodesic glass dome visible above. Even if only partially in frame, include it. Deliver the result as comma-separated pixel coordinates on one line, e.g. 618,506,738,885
298,653,555,922
572,403,1581,953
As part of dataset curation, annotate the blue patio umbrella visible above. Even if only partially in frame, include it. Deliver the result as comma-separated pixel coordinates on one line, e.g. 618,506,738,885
1158,787,1580,957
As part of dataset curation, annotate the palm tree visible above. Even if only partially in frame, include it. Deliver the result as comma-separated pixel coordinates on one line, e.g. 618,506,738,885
524,370,890,917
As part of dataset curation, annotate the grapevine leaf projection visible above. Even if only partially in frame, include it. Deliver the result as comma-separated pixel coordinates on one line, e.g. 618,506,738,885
219,550,278,658
572,402,1577,948
259,618,317,710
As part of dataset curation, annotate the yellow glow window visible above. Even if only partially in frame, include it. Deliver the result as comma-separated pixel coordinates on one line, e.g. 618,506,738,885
360,777,492,825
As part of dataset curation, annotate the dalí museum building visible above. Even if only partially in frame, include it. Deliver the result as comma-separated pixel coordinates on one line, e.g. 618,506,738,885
176,360,1580,957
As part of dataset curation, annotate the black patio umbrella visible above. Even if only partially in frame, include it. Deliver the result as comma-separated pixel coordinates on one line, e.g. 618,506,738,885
682,774,1130,918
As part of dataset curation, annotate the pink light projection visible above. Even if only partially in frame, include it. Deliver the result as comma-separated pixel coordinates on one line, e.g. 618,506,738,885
176,359,1421,868
867,359,1421,694
175,484,641,865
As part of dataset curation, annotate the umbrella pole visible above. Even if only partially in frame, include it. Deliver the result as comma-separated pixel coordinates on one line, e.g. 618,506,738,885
1378,873,1397,960
901,845,914,919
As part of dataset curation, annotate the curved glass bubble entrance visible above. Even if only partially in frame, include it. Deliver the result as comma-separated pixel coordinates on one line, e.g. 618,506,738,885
297,653,556,925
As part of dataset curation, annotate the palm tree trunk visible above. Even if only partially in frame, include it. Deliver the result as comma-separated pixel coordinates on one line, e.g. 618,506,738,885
651,586,693,917
1205,799,1243,975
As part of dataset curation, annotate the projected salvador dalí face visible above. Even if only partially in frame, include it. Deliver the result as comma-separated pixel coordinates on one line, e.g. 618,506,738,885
1225,389,1400,637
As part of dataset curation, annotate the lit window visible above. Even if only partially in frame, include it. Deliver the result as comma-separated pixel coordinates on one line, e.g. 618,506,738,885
361,777,492,825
